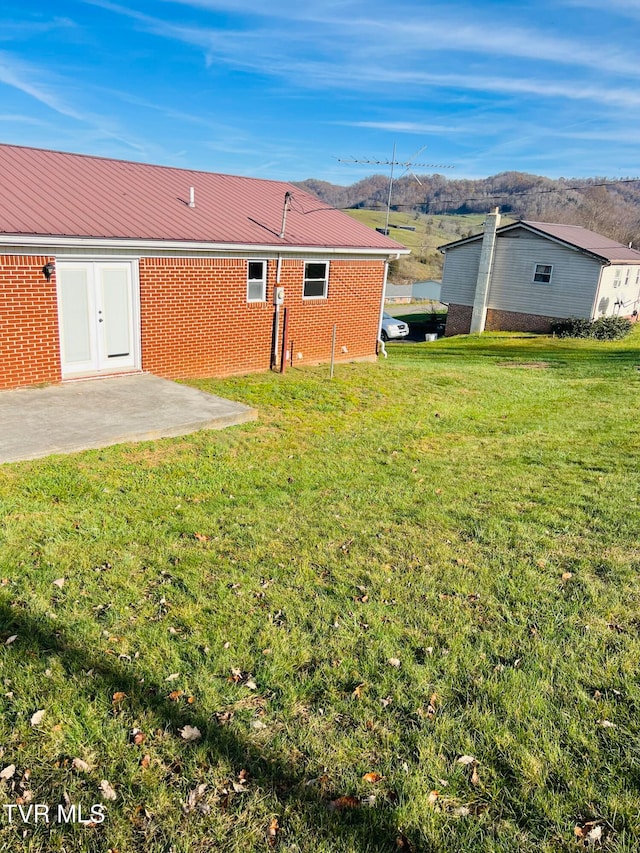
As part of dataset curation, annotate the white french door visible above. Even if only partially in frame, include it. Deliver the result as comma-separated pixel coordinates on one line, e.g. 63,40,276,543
57,262,139,378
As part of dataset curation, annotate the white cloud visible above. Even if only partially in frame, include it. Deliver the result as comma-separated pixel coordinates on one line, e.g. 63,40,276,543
337,121,466,135
0,52,97,123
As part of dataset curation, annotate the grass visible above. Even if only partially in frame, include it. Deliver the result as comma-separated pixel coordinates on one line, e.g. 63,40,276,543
1,330,640,851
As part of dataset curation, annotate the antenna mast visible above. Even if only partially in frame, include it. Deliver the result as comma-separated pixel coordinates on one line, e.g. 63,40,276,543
338,144,454,234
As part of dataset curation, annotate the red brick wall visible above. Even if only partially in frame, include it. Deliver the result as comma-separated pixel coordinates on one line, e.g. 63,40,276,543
444,303,556,336
139,257,385,378
444,303,473,336
0,254,385,390
485,308,555,333
0,255,61,390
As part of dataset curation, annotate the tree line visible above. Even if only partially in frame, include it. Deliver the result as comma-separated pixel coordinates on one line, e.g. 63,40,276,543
295,172,640,247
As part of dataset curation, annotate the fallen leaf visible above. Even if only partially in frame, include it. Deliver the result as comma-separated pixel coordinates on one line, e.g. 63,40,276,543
387,657,401,668
597,719,616,728
586,825,603,844
30,710,46,727
169,690,183,702
131,729,146,745
52,578,65,589
179,725,202,742
329,795,360,811
183,783,208,814
165,673,180,682
457,755,476,765
267,816,280,846
72,758,92,773
252,719,267,730
471,765,480,786
215,711,234,725
453,806,470,817
194,532,210,542
112,692,126,704
561,572,573,581
4,635,17,646
0,764,16,781
99,780,117,801
140,754,151,769
352,683,366,698
362,772,383,783
245,679,258,690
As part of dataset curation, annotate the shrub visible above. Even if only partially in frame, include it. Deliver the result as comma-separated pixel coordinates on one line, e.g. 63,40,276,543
590,316,632,340
550,317,593,338
550,315,632,340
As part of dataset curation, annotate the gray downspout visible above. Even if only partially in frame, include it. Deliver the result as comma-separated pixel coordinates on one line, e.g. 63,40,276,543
470,208,501,334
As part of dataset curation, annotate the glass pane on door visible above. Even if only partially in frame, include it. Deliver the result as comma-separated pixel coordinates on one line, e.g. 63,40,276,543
100,267,131,359
59,268,92,364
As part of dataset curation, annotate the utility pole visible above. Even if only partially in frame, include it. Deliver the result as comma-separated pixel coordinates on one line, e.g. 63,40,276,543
338,144,453,234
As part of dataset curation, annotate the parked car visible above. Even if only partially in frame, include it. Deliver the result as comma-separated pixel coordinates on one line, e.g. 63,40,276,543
380,312,410,341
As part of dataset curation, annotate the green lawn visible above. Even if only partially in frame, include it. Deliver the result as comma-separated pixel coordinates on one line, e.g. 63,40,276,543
1,331,639,852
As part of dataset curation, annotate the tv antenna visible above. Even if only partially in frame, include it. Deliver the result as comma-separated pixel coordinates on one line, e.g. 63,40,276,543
338,143,454,234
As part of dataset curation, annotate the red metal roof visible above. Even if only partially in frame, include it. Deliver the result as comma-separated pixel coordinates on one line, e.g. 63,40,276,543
440,218,640,264
0,143,405,252
520,221,640,263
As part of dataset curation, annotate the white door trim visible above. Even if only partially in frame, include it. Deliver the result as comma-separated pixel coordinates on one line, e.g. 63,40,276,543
56,260,141,379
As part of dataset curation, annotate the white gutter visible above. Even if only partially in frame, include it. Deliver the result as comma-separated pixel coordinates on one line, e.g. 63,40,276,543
0,234,410,257
377,259,390,358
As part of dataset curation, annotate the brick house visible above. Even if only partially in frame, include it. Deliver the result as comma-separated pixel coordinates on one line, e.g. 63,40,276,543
439,211,640,336
0,144,406,391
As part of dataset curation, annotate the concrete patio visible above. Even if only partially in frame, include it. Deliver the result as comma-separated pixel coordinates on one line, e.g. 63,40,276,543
0,373,257,464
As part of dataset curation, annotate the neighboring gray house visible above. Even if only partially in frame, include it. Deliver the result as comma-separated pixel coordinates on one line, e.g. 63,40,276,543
439,212,640,336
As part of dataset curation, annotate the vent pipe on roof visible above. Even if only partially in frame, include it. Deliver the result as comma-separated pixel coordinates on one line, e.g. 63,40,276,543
280,191,292,239
189,187,196,208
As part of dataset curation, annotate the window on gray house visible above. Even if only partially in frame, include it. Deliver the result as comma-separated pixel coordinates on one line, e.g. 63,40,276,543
533,263,553,284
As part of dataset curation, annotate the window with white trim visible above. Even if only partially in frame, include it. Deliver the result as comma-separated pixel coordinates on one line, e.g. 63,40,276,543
613,268,622,289
533,263,553,284
303,261,329,299
247,260,266,302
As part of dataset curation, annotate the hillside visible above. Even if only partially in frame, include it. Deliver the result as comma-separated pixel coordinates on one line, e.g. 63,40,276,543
343,209,489,282
296,171,640,252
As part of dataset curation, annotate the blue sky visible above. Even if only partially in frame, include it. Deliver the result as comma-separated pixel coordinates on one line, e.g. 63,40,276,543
1,0,640,184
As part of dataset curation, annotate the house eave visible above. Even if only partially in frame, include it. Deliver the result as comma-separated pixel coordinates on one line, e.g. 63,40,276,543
439,220,640,265
0,233,409,258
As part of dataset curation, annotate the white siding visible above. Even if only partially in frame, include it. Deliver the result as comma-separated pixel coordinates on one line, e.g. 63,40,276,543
595,264,640,317
487,229,601,318
440,242,481,306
